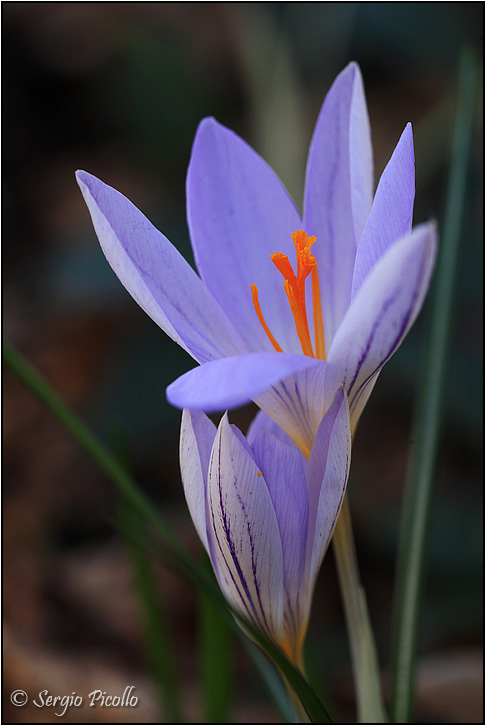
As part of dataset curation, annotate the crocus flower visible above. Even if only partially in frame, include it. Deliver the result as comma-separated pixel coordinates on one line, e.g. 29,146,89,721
76,62,437,456
180,388,351,666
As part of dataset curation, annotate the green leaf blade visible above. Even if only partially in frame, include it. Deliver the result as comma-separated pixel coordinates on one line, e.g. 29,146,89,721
390,49,478,724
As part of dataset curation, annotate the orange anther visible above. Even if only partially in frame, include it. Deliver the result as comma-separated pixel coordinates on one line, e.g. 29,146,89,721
270,252,297,288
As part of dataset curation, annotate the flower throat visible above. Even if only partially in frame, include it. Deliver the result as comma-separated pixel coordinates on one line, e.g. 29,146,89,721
251,230,326,360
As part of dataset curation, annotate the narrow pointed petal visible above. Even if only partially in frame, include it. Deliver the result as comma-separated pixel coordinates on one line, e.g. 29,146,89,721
306,389,351,589
352,123,415,295
247,410,296,448
166,352,323,413
76,171,245,363
207,414,284,642
180,410,217,552
187,118,303,353
254,361,327,457
326,222,438,427
304,62,373,348
251,429,309,651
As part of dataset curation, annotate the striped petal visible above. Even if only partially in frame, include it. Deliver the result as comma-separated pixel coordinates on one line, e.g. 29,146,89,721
166,352,323,414
76,171,245,364
254,361,327,456
326,222,438,428
352,123,415,295
207,414,284,642
304,62,373,349
179,410,217,552
187,118,303,354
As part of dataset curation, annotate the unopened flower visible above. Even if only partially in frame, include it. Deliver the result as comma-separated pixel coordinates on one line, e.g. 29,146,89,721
76,62,437,454
180,388,351,666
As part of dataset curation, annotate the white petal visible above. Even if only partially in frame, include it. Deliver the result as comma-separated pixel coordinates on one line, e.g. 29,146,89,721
179,410,217,552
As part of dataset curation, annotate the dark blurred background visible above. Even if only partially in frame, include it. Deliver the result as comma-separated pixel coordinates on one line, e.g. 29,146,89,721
3,3,483,723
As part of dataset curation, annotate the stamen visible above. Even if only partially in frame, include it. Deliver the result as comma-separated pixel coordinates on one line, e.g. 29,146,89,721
250,229,326,361
283,280,314,358
270,252,297,288
272,230,317,357
311,266,326,360
250,283,283,352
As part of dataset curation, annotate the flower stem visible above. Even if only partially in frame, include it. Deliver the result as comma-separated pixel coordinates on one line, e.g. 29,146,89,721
332,493,387,723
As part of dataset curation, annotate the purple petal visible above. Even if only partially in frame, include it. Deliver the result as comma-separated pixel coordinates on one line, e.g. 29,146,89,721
352,123,415,295
76,171,245,363
304,62,373,349
306,388,351,589
254,361,327,457
326,222,438,428
187,118,303,354
166,352,323,413
247,410,296,448
179,410,217,552
207,414,284,642
251,428,309,647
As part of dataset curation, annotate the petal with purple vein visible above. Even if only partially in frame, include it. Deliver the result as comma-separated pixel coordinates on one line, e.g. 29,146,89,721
207,414,284,642
76,171,245,364
352,123,415,295
254,360,327,457
167,352,323,415
304,62,373,349
326,222,438,429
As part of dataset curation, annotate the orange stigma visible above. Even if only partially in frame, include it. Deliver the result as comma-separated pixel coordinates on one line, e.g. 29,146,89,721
251,230,326,360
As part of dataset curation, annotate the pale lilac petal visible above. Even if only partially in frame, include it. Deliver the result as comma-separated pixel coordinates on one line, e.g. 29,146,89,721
207,414,284,642
76,171,245,363
306,388,351,589
352,123,415,295
326,222,438,427
166,352,323,413
254,361,327,456
187,118,303,354
246,410,296,448
179,410,217,552
304,62,373,349
251,429,309,646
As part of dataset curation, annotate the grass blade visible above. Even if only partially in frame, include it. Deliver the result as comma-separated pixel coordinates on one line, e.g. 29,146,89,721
390,49,478,723
119,501,184,722
3,339,185,555
111,425,184,722
198,558,234,723
240,640,299,723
